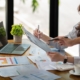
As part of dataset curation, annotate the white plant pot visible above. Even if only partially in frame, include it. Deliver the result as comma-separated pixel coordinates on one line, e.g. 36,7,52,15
13,35,22,43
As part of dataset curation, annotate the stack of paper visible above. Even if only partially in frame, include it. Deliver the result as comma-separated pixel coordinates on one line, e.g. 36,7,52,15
11,70,61,80
0,64,38,77
36,61,74,71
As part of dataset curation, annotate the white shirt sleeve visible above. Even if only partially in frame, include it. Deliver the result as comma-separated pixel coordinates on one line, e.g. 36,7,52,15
66,23,78,39
67,23,80,64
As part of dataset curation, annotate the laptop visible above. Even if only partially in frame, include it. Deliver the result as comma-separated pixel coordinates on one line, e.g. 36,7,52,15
0,21,31,55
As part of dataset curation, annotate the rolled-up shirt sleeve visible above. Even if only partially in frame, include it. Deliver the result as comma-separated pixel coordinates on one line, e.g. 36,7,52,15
74,57,80,64
66,24,78,39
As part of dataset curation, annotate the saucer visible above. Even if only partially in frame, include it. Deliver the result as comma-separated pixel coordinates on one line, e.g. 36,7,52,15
69,70,80,76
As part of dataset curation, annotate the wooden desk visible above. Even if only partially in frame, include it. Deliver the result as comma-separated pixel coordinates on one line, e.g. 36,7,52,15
1,39,80,80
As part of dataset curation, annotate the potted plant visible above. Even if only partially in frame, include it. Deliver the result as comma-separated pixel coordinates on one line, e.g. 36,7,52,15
0,27,8,46
10,24,24,43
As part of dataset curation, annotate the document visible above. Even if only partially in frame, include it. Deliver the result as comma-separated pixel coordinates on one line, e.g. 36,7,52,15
36,61,74,71
36,61,57,70
23,27,52,52
0,64,38,77
29,46,65,56
0,56,30,66
11,70,60,80
27,54,51,63
29,46,46,55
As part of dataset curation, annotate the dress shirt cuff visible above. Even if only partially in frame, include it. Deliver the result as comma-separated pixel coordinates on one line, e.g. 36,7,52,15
74,57,80,64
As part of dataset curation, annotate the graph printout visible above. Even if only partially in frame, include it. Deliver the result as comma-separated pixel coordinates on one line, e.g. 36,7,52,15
0,56,30,66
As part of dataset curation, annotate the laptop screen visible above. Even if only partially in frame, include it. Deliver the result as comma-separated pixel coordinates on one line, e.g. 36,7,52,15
0,21,8,49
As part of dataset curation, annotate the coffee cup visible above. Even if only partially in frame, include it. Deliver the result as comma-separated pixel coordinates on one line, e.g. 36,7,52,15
74,64,80,74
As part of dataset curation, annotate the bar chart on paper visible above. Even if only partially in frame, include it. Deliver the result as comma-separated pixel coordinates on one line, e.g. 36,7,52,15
0,56,30,66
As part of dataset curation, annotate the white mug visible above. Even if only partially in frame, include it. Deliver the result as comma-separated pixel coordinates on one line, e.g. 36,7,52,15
74,64,80,74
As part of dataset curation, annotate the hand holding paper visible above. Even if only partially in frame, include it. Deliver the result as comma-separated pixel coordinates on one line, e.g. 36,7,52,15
23,27,52,52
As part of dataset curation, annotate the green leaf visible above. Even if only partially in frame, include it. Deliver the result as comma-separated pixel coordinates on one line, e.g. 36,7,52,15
0,27,6,37
31,0,39,12
10,24,24,36
21,0,25,3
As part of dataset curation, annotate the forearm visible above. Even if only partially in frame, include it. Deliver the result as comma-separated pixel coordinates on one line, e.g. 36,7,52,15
67,56,74,63
70,37,80,45
41,33,51,43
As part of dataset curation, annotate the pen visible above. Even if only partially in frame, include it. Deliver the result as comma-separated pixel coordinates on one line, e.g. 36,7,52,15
38,25,40,38
48,36,68,41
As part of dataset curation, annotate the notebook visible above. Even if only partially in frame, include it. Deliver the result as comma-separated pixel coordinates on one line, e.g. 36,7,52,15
0,21,31,55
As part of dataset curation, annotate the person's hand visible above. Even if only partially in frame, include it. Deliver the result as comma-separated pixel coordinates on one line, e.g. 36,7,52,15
52,36,64,42
53,36,67,45
58,37,73,47
47,52,64,62
33,28,43,39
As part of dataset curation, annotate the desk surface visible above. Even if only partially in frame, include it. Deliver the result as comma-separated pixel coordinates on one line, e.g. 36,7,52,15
0,39,80,80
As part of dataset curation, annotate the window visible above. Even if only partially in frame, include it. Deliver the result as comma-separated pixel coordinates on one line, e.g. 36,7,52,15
14,0,49,39
59,0,80,36
0,0,6,27
59,0,80,56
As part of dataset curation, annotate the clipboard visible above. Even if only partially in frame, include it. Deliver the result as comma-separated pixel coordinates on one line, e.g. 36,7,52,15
23,27,52,52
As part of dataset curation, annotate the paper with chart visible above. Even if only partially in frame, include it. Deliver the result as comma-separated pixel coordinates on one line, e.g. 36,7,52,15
27,53,51,63
29,46,46,55
29,46,65,56
23,27,52,52
36,61,74,71
36,61,57,70
0,56,30,66
11,70,60,80
0,64,38,77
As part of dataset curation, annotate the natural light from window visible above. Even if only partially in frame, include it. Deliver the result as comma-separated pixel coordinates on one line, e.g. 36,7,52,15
14,0,49,39
59,0,80,56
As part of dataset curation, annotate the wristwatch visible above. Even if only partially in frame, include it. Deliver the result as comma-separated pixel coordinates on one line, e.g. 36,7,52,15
63,56,68,64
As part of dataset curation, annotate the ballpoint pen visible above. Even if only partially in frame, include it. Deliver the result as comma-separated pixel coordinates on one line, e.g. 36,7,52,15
48,36,68,41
